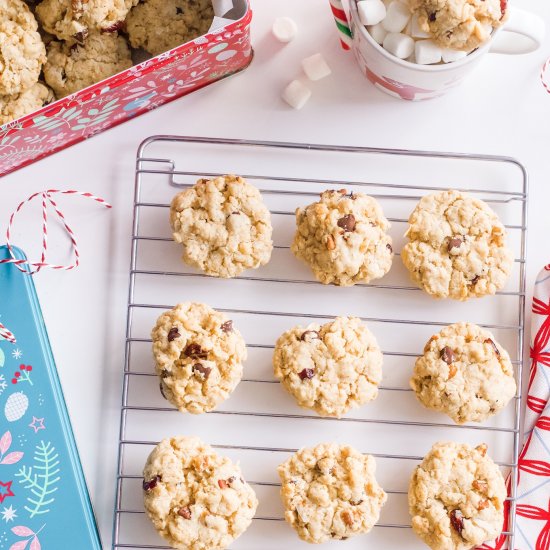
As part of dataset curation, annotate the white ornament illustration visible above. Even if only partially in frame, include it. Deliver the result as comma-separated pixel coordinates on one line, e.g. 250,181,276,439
1,506,16,523
10,350,21,360
4,392,29,423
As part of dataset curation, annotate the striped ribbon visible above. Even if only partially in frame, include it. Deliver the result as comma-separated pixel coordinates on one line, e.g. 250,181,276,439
0,322,16,344
541,57,550,95
329,0,353,51
0,190,111,275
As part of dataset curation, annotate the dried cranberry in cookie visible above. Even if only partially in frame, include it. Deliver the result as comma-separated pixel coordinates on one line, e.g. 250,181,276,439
273,316,383,417
151,302,247,414
143,436,258,550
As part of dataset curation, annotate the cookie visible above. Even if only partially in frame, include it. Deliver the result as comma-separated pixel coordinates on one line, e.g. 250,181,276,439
36,0,137,42
410,322,516,424
170,175,273,279
409,441,506,550
401,190,513,300
0,82,54,125
291,189,393,286
126,0,214,56
410,0,506,51
272,316,383,418
0,0,46,95
143,436,258,550
43,32,132,98
278,443,386,544
151,302,247,414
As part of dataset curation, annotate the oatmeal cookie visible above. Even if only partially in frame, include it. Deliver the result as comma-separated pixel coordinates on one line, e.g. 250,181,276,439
0,82,53,125
411,322,516,424
170,175,273,278
401,189,513,300
151,302,247,414
43,32,132,97
143,436,258,550
272,316,383,418
278,443,386,544
291,189,393,286
126,0,214,56
410,0,506,51
36,0,137,42
409,441,506,550
0,0,46,95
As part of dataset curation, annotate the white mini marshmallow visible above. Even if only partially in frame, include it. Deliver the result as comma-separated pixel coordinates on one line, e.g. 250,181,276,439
441,48,468,63
272,17,298,43
357,0,386,26
383,32,414,59
282,80,312,110
367,23,388,45
382,1,411,33
414,39,442,64
410,14,430,38
302,53,332,81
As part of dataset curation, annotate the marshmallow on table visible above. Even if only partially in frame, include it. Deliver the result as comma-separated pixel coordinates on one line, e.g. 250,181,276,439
272,16,298,43
414,39,442,64
302,53,331,81
441,48,468,63
282,80,311,110
382,1,411,33
357,0,386,27
382,32,414,59
410,14,430,38
368,23,388,45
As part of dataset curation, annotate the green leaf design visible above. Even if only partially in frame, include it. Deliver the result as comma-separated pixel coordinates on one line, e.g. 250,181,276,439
16,441,61,517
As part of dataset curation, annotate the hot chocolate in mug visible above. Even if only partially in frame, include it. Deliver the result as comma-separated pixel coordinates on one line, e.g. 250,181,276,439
343,0,545,100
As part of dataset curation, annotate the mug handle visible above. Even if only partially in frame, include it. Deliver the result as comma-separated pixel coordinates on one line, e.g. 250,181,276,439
489,6,545,54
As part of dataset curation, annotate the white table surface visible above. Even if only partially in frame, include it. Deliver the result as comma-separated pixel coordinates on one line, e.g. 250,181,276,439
1,0,550,547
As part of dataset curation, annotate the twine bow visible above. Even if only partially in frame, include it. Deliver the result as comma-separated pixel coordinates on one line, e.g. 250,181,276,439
0,190,111,275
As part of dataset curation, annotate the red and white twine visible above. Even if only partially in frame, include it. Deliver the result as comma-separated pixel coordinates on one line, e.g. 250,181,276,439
541,57,550,95
0,190,111,275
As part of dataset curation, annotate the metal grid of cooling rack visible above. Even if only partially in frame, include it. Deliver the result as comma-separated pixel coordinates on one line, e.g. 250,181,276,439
112,136,528,550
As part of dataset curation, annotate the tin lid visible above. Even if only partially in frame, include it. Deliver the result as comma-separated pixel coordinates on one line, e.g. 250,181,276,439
0,246,101,549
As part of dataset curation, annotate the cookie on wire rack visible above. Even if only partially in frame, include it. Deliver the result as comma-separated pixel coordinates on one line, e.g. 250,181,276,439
278,442,387,544
291,189,394,286
170,175,273,278
143,436,258,550
151,302,246,414
410,322,516,424
408,441,507,550
401,189,513,300
272,316,383,418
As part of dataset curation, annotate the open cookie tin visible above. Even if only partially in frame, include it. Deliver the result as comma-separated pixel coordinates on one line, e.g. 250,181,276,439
0,1,252,178
112,136,528,549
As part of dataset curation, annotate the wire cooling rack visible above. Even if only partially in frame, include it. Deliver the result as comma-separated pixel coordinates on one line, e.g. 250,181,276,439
112,136,528,550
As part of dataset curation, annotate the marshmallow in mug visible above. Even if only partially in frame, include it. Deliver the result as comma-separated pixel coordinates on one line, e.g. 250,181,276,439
357,0,492,65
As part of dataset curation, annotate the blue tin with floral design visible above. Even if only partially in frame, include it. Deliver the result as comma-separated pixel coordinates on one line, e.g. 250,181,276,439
0,246,101,550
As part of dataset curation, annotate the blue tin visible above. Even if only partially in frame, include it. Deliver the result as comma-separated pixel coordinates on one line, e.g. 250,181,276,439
0,246,101,550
